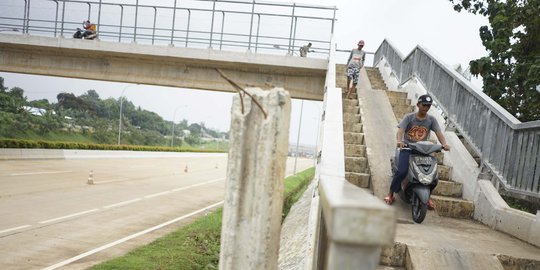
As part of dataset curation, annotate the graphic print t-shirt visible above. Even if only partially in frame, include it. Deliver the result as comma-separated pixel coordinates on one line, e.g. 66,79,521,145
398,112,441,144
347,49,365,69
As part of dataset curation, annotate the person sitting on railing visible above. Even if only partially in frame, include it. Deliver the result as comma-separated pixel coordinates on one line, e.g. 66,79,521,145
345,40,365,99
299,43,313,57
81,20,97,39
384,94,451,209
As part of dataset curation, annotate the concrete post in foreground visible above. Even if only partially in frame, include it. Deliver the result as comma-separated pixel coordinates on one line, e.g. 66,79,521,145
319,176,396,270
219,88,291,270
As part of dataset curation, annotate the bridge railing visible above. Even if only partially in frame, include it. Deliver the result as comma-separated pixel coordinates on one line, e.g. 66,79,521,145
374,39,540,198
0,0,335,57
305,37,396,270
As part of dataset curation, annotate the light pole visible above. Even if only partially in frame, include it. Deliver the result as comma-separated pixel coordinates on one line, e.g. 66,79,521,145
293,100,304,175
118,84,138,145
171,105,187,147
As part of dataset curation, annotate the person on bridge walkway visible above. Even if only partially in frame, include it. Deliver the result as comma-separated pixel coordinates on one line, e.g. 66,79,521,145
82,20,97,39
346,40,366,99
384,94,451,209
299,42,313,57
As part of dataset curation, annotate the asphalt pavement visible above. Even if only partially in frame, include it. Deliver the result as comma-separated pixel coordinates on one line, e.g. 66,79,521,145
0,154,313,269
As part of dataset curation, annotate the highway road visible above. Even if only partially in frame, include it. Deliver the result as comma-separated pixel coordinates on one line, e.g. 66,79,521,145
0,153,314,269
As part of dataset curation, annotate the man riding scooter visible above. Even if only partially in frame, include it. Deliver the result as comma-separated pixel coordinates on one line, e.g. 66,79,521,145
73,20,97,40
384,94,451,209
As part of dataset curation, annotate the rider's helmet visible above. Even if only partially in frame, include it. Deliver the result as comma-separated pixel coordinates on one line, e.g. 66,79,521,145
83,20,91,29
417,94,433,105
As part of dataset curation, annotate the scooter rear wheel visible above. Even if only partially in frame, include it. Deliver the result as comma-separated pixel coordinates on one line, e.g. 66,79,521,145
411,193,427,223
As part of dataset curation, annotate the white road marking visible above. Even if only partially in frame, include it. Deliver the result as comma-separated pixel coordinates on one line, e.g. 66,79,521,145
171,178,225,192
0,225,31,234
32,177,225,228
103,198,142,209
39,209,99,224
144,190,171,199
93,178,129,184
129,165,155,169
10,171,73,176
42,201,224,270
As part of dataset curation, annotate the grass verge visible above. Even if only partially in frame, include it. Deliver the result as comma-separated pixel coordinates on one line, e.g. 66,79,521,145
90,167,315,270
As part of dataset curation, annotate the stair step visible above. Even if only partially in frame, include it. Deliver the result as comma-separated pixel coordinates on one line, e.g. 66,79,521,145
388,96,411,106
342,93,358,99
431,195,474,219
433,152,444,164
345,172,370,188
433,180,463,198
342,99,358,107
344,144,366,157
343,114,362,124
391,103,415,112
386,91,408,99
344,157,368,173
343,122,363,133
370,81,387,88
344,132,364,145
394,109,414,117
342,106,359,114
366,69,388,90
380,242,407,267
438,165,452,181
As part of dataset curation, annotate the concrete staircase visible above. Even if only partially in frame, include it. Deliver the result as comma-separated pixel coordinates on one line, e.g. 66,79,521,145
366,67,415,121
365,67,474,220
337,65,370,190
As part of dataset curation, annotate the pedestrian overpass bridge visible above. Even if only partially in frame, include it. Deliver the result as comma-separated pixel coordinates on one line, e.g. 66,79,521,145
0,34,327,101
1,0,540,268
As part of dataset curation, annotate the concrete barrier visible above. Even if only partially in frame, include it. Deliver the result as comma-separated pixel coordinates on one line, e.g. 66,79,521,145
474,180,540,248
0,148,227,160
0,148,65,160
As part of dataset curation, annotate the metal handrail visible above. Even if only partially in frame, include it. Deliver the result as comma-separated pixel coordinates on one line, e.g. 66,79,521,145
374,39,540,198
0,0,336,57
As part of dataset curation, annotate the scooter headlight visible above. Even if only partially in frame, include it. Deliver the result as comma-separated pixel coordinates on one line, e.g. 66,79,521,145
413,163,437,185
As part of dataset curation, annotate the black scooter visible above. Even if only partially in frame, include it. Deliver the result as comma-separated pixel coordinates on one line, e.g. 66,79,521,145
73,28,97,40
391,141,442,223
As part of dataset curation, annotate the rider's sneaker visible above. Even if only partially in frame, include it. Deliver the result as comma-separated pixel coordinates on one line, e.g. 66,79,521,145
427,198,435,210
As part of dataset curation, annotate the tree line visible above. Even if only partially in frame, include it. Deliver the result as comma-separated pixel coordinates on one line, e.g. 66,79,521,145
0,77,228,148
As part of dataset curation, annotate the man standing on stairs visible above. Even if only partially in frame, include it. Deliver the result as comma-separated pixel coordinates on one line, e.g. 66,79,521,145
384,94,451,210
346,40,366,99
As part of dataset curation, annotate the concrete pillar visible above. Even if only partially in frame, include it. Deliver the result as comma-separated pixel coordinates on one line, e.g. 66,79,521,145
219,88,291,270
319,176,396,270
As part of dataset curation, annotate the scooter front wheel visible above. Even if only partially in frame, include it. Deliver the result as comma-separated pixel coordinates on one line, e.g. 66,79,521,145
411,193,427,223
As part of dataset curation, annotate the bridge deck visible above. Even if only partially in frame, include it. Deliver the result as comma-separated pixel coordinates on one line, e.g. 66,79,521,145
0,34,327,100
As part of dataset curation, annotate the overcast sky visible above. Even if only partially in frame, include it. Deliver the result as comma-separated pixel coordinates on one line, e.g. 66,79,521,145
0,0,488,147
